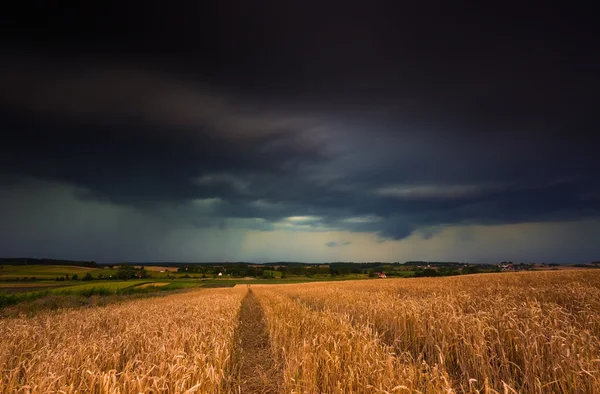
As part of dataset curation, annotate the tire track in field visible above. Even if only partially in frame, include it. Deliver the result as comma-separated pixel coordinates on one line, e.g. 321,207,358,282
229,288,281,394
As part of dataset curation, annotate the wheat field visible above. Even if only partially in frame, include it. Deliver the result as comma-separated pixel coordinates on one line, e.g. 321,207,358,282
2,271,600,393
0,287,246,393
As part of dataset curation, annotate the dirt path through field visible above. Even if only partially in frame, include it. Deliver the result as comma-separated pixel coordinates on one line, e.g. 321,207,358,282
230,288,281,393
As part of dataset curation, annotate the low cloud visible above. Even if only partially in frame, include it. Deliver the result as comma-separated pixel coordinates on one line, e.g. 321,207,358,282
194,174,251,194
374,183,505,199
325,240,352,248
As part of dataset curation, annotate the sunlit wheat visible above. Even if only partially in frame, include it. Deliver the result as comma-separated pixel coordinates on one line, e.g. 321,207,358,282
255,271,600,393
0,287,246,393
2,271,599,394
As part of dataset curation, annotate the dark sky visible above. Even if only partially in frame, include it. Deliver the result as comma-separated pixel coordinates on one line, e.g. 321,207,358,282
1,2,599,263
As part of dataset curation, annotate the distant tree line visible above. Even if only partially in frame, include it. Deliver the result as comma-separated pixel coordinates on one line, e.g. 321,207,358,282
50,265,150,281
0,258,97,268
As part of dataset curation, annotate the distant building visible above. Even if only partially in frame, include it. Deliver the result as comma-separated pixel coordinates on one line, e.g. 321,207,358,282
375,272,387,278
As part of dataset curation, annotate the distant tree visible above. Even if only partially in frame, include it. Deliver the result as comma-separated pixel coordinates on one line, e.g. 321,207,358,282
117,264,136,280
462,266,480,275
415,269,439,277
439,267,459,276
262,270,274,279
82,272,93,281
139,266,149,278
71,274,78,280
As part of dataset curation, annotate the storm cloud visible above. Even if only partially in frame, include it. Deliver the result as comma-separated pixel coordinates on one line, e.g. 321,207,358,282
1,1,598,262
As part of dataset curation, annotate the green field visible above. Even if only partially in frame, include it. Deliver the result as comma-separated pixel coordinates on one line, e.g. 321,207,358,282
50,281,145,294
51,280,200,294
0,265,390,310
0,268,401,312
0,281,66,288
0,279,206,309
1,264,390,282
0,265,127,280
0,273,373,307
0,265,100,279
0,281,71,294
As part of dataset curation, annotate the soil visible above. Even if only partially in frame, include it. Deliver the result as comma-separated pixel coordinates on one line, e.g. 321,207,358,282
230,289,282,393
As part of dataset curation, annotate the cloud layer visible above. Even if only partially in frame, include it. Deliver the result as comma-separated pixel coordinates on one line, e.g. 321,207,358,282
1,57,599,251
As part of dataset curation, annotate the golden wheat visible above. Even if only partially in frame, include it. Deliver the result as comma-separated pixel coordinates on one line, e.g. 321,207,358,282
2,271,599,393
262,271,600,393
0,287,246,393
253,286,454,393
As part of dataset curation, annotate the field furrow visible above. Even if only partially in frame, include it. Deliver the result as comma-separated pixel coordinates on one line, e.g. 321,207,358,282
228,288,282,393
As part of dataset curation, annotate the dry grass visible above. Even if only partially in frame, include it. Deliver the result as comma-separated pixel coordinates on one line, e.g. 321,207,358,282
258,270,600,393
0,287,246,393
